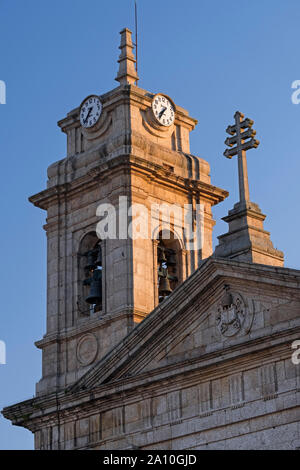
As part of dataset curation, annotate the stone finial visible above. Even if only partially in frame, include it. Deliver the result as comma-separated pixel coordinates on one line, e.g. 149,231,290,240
115,28,139,86
214,111,284,267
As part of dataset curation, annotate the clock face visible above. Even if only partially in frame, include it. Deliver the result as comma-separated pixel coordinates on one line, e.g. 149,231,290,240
80,95,102,129
152,94,175,127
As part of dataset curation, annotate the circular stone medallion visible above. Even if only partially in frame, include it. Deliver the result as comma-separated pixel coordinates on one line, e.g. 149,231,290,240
77,333,98,366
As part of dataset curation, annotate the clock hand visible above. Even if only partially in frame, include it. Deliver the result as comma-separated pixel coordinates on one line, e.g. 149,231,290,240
84,107,93,124
159,107,167,119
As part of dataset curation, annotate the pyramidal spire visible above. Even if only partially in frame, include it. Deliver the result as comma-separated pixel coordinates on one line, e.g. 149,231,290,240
115,28,139,86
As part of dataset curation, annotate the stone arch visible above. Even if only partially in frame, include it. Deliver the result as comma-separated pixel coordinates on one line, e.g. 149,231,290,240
151,225,186,251
156,228,184,303
77,231,103,317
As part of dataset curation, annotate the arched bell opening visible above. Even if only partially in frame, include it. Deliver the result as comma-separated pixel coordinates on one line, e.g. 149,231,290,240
77,232,103,316
157,230,182,303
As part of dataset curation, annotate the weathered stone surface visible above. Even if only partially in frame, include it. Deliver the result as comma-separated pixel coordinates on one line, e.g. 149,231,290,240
21,36,228,399
2,29,299,451
2,258,300,449
214,201,284,266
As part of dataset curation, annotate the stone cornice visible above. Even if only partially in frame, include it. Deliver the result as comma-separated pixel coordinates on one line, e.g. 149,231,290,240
29,150,228,212
2,327,298,430
35,308,146,350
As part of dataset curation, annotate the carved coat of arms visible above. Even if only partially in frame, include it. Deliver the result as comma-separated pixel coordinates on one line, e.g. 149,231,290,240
216,287,253,338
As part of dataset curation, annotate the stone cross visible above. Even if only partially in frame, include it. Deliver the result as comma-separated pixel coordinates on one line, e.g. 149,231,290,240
224,111,260,204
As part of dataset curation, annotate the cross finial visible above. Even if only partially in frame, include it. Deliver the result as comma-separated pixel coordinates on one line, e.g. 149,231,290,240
115,28,139,86
224,111,260,204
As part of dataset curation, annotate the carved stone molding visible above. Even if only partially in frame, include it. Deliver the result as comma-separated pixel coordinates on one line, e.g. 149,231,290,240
81,111,112,141
142,108,175,139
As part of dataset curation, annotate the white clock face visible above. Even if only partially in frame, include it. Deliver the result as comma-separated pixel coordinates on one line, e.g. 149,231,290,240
152,94,175,126
80,95,102,128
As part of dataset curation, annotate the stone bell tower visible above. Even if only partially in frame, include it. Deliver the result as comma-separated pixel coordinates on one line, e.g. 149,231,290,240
29,28,228,396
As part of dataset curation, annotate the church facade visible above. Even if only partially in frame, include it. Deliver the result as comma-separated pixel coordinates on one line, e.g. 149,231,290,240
2,28,300,450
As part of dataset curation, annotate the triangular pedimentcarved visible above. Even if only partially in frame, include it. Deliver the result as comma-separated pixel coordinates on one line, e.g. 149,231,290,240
68,258,300,393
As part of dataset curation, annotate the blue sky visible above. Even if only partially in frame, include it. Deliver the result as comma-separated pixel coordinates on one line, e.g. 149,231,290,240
0,0,300,449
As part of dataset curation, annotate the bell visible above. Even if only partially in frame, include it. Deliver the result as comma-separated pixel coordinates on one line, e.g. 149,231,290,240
85,269,102,305
95,246,102,266
159,276,172,296
85,250,96,271
167,251,177,266
158,246,167,263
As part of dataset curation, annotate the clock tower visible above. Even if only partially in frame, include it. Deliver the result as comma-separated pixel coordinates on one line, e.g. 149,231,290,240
29,28,228,396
